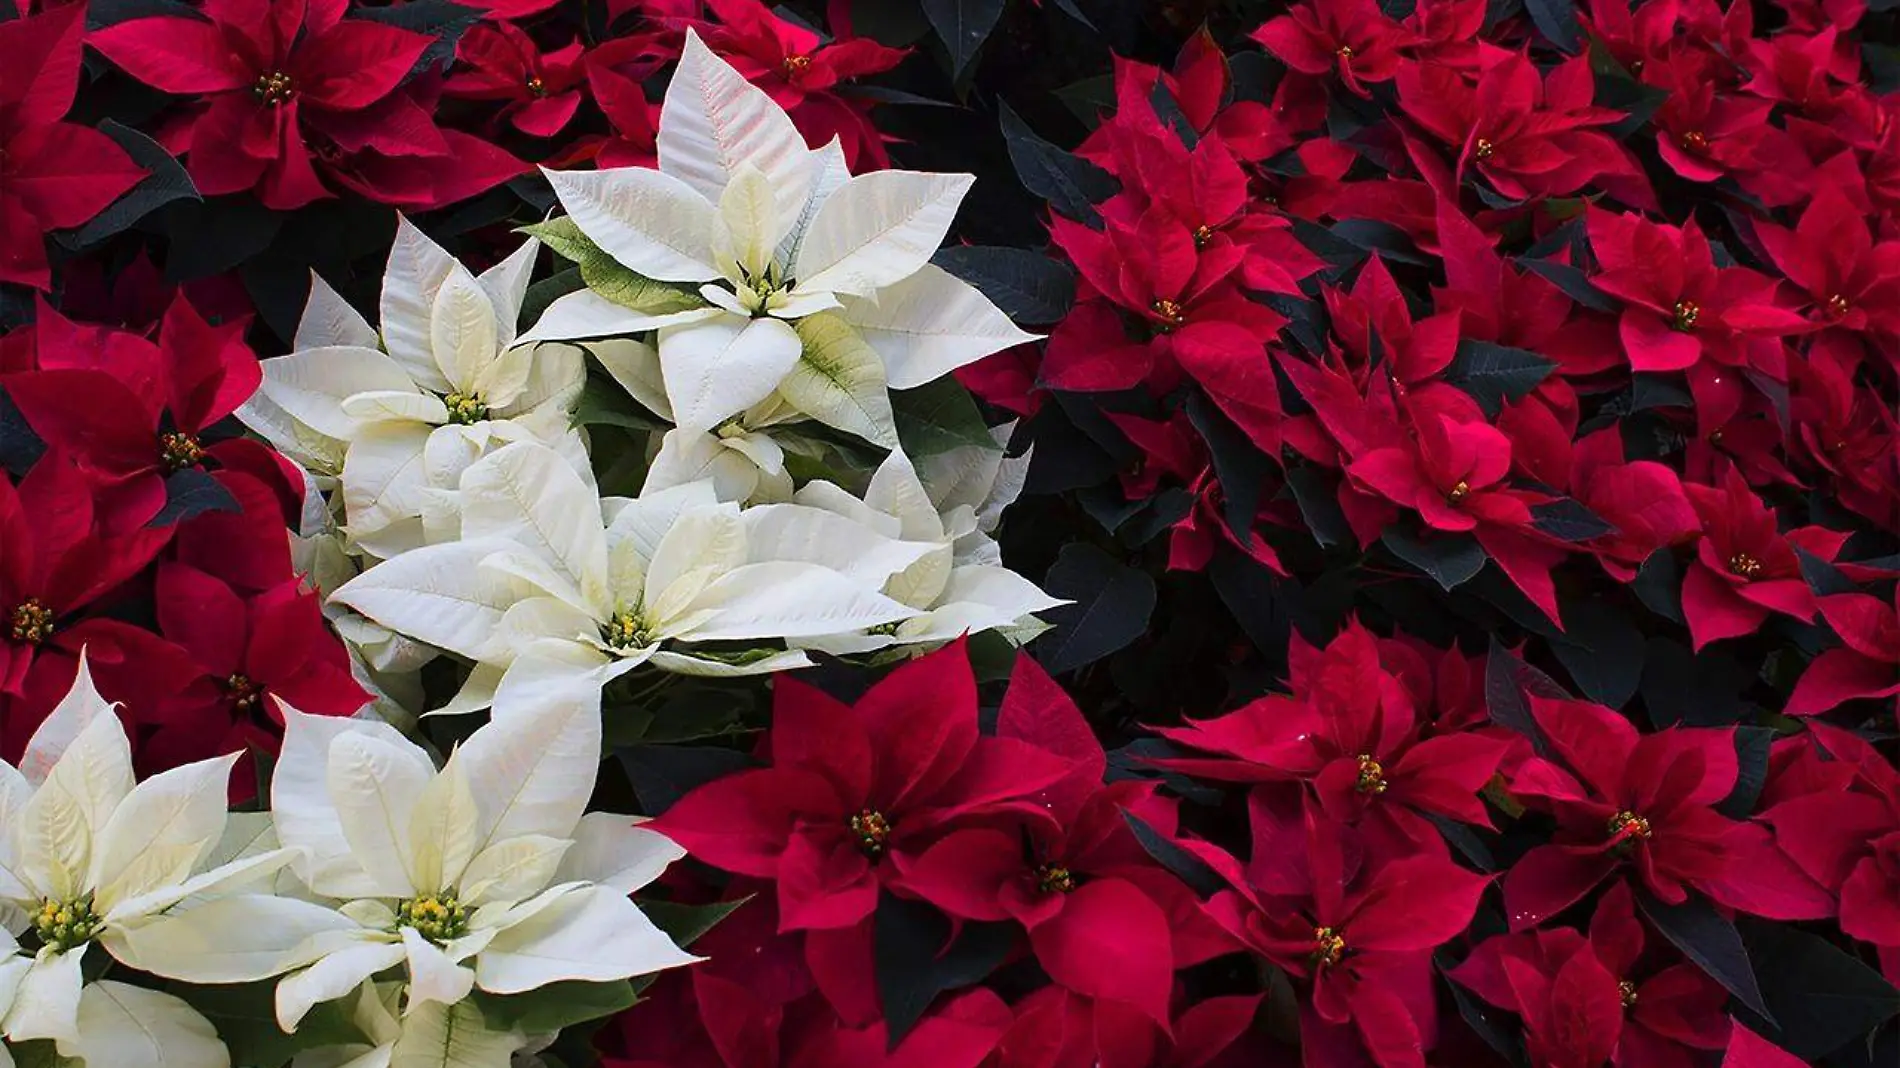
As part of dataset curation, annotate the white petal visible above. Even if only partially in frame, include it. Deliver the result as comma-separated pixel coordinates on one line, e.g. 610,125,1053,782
658,30,813,235
330,540,541,664
18,648,115,786
88,753,237,914
642,428,763,502
780,313,898,448
469,345,535,414
59,980,229,1068
429,265,500,395
296,272,380,351
328,733,434,896
456,442,609,608
407,755,480,893
841,263,1038,388
587,338,670,419
381,217,460,393
688,561,915,640
20,712,134,900
491,342,585,418
776,139,850,267
477,237,541,351
277,938,407,1032
739,503,935,587
658,315,803,434
3,948,84,1042
401,927,476,1011
273,711,430,900
459,835,571,907
794,171,973,298
541,167,719,283
387,999,523,1068
605,479,721,572
553,815,681,895
475,884,697,994
647,648,813,676
459,676,603,849
712,164,783,280
104,894,360,983
515,289,716,345
103,845,297,922
644,502,746,616
339,390,450,426
340,421,437,541
258,347,424,442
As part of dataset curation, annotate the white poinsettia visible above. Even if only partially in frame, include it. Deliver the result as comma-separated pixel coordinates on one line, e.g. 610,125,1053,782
789,432,1061,655
115,681,695,1039
0,653,289,1068
521,29,1034,448
291,980,528,1068
242,219,592,557
329,442,931,705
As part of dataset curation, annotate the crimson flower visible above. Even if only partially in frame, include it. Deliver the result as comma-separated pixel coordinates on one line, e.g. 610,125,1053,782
1347,413,1538,533
1787,344,1900,525
1451,883,1730,1068
1650,65,1776,187
1157,621,1507,859
1569,428,1701,582
992,986,1263,1068
655,641,1069,931
1724,1024,1810,1068
1501,697,1742,928
1786,590,1900,717
1679,468,1847,650
1754,190,1900,338
6,296,261,531
565,35,669,170
1250,0,1415,98
1204,798,1491,1068
1324,256,1461,390
0,6,146,289
147,563,368,802
1585,209,1809,373
444,21,586,137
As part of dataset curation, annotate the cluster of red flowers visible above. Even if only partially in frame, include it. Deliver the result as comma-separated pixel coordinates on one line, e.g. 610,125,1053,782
0,292,367,800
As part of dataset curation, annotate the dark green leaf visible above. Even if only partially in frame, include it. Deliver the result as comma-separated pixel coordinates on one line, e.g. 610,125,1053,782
1485,638,1566,752
1440,952,1530,1067
1637,890,1772,1019
1524,0,1582,53
931,246,1076,323
1185,390,1270,553
521,267,584,332
1718,727,1775,818
1519,257,1617,311
148,469,239,527
919,0,1005,78
998,101,1119,227
642,896,751,950
1552,600,1645,709
892,378,997,456
1054,74,1117,127
1443,341,1556,416
354,1,480,74
1329,219,1429,265
59,121,198,251
875,895,1013,1046
1284,465,1351,549
1632,549,1684,623
1383,528,1486,591
1123,811,1224,896
1741,921,1900,1059
617,744,752,816
479,980,637,1035
1032,543,1157,674
1869,42,1900,96
164,197,283,282
1149,81,1198,148
186,982,360,1067
0,388,46,479
1796,548,1858,596
1642,637,1745,727
1531,499,1615,542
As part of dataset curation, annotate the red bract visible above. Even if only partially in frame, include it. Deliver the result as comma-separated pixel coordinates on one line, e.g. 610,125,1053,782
1204,798,1490,1068
1156,621,1506,859
654,641,1069,931
148,563,368,802
1451,883,1730,1068
1679,468,1847,649
1585,209,1808,373
91,0,523,210
1251,0,1414,98
1569,428,1701,582
445,22,587,138
1785,590,1900,717
0,6,146,290
1501,697,1743,928
6,296,262,531
1754,190,1900,341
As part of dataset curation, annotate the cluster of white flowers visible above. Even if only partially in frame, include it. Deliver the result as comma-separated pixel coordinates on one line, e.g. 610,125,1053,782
0,655,688,1068
242,30,1057,726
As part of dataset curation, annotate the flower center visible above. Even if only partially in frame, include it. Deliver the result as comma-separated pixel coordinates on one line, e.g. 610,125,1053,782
253,70,295,104
1335,45,1354,60
1311,926,1347,970
848,809,892,857
601,610,652,651
1825,293,1850,318
525,75,546,97
1446,479,1471,503
1618,979,1639,1008
159,430,204,471
1192,224,1215,248
1678,130,1708,153
1671,300,1700,331
397,892,468,944
1036,863,1076,894
1607,810,1653,849
1727,552,1762,578
9,598,53,645
1354,754,1388,794
782,54,812,76
1473,138,1495,161
442,392,489,425
34,894,100,953
1150,299,1186,332
226,673,261,711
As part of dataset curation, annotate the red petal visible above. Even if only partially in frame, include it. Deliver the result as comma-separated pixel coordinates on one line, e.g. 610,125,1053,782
0,5,85,126
155,562,248,678
857,640,978,812
1619,310,1702,372
294,22,432,109
4,123,146,230
89,17,253,93
1722,1023,1808,1068
1029,878,1174,1025
775,829,879,932
652,768,842,878
1786,648,1900,716
1347,856,1491,951
1502,845,1618,930
892,828,1021,923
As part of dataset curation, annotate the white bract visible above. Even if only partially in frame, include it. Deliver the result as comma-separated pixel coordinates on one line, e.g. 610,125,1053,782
242,219,592,558
291,981,527,1068
791,429,1061,654
0,653,288,1068
115,682,695,1040
522,29,1034,448
330,442,931,705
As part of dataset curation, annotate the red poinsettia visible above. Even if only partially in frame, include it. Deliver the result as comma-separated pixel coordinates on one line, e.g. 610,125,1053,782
146,563,368,801
5,295,262,531
445,21,588,138
991,985,1264,1068
1569,428,1701,583
1251,0,1415,98
1679,467,1848,649
1754,189,1900,340
0,5,146,289
1785,590,1900,717
655,641,1069,931
1451,883,1730,1068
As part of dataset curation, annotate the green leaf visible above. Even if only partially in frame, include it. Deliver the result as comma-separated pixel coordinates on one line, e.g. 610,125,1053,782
520,267,584,333
476,980,637,1036
1443,341,1557,416
519,217,595,263
520,218,704,316
998,101,1118,227
394,998,521,1068
185,981,362,1067
919,0,1006,78
571,379,666,433
641,895,753,949
892,377,997,457
785,315,901,449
